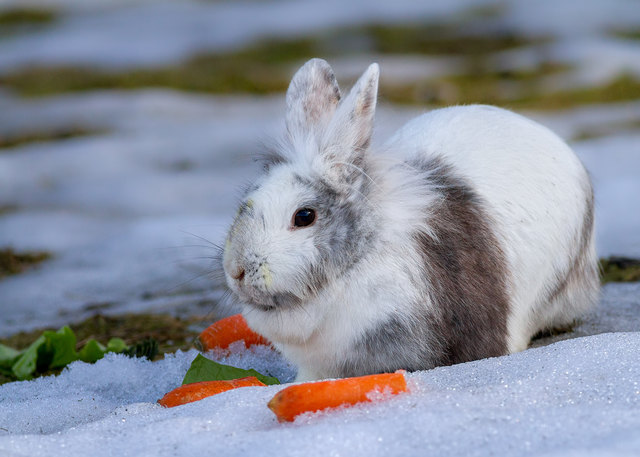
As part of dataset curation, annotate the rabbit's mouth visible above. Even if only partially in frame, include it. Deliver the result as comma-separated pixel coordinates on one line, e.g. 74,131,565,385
238,289,303,313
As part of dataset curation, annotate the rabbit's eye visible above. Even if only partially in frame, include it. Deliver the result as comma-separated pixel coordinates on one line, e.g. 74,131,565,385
293,208,316,228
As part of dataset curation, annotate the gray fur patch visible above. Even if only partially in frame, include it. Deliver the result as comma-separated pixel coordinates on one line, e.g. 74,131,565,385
294,172,378,295
256,142,288,169
413,157,510,365
340,157,510,376
339,314,439,377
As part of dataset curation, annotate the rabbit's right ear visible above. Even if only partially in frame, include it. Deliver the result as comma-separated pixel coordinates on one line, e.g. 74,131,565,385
286,59,341,137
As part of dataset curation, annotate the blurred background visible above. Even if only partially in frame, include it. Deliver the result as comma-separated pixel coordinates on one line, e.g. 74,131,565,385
0,0,639,339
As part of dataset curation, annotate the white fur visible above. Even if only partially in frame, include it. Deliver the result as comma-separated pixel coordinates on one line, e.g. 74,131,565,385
386,106,597,352
223,60,597,381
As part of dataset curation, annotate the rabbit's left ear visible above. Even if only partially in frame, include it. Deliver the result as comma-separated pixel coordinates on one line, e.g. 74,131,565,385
323,63,379,172
286,59,341,136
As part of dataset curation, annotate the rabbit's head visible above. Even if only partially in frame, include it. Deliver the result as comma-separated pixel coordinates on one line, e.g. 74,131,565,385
223,59,380,322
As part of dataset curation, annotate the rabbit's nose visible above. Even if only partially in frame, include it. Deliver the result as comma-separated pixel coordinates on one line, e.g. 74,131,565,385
231,267,245,282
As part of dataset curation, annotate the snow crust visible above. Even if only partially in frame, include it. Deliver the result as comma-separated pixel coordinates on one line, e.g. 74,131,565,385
1,332,638,456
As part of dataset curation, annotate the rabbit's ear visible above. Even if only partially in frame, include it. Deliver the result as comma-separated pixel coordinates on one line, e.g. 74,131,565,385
324,63,379,169
286,59,341,135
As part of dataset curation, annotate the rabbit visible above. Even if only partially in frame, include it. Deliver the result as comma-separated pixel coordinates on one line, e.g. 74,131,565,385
222,58,599,382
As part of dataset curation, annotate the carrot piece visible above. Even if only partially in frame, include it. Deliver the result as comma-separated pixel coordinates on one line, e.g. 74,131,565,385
199,314,270,351
267,371,407,422
158,376,266,408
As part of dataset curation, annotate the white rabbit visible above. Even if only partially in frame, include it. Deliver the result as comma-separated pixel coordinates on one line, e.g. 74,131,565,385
222,58,599,381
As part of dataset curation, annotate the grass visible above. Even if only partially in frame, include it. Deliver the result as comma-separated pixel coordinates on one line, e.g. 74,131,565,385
512,73,640,110
0,126,106,150
572,119,640,142
381,62,569,106
0,59,291,98
610,28,640,40
0,20,547,98
0,313,207,356
0,313,211,385
5,56,638,111
381,70,640,110
0,248,51,279
0,205,19,215
1,7,638,111
0,7,56,39
600,257,640,284
352,23,537,56
0,8,56,26
0,32,321,97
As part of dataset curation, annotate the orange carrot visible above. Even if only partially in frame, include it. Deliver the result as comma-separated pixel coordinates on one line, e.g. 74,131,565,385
267,371,407,422
199,314,270,351
158,376,266,408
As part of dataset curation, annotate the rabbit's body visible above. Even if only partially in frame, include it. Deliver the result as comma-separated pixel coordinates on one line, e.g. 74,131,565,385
223,59,598,381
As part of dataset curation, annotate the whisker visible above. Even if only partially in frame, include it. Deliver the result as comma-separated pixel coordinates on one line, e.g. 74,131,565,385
179,230,224,251
170,256,220,262
163,270,215,294
158,244,221,251
215,289,239,317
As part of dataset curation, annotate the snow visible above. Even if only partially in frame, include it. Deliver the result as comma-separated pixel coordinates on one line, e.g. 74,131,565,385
1,330,639,456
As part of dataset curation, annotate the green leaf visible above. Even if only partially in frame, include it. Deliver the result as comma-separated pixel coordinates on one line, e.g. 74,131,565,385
11,335,46,380
78,339,106,363
182,354,280,386
106,337,128,353
2,327,134,383
0,344,22,369
42,326,79,369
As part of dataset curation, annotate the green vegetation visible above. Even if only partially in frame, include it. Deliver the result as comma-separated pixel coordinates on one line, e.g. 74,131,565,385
0,58,290,97
0,8,56,26
382,71,640,110
1,8,638,110
572,119,640,142
610,28,640,40
0,126,106,150
353,23,538,56
600,257,640,284
5,48,637,110
0,326,129,382
182,354,279,386
0,205,18,215
0,33,323,97
381,62,568,106
0,7,56,39
513,74,640,110
0,313,206,357
0,20,546,97
0,325,163,383
0,313,209,385
0,248,51,279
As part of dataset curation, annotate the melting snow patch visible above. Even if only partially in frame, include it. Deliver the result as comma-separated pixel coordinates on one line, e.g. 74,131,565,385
0,332,638,456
